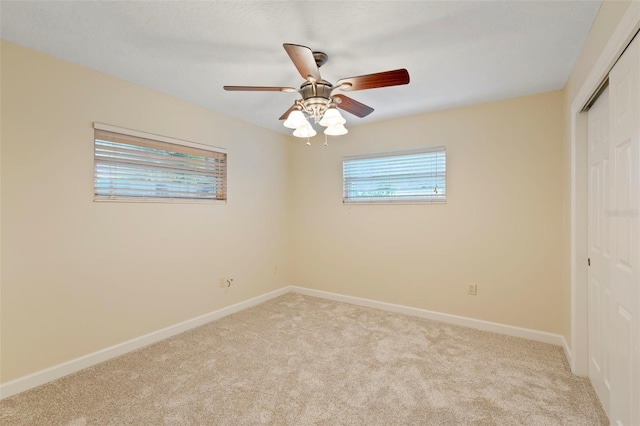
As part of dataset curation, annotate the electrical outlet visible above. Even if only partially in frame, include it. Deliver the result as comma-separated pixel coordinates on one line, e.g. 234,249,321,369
468,283,477,296
219,277,234,288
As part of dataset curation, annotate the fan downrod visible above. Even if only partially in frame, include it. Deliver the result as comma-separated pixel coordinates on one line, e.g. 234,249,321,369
313,51,328,68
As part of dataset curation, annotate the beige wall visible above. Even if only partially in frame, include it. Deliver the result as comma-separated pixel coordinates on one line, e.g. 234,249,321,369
561,0,632,345
0,41,292,382
290,91,564,333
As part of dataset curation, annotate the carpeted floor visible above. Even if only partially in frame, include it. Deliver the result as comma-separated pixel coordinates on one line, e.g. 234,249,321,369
1,293,607,425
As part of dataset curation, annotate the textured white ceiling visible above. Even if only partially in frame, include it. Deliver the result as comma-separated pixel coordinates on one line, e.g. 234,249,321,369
0,1,601,134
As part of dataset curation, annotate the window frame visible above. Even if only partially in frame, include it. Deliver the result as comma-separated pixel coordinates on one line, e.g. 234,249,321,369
93,123,227,204
342,146,446,205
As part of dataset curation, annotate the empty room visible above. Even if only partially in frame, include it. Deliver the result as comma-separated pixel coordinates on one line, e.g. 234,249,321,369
1,1,639,425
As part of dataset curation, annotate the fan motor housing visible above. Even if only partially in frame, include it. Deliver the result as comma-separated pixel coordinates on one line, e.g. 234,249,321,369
300,81,333,101
300,81,334,116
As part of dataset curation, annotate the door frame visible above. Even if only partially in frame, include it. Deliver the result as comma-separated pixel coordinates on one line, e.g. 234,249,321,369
570,1,640,375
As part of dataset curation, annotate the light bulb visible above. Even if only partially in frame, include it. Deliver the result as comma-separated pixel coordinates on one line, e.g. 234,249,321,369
324,124,348,136
284,110,306,129
319,108,346,127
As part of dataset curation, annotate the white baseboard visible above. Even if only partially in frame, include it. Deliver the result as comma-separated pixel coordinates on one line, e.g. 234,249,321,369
0,286,290,400
290,286,566,347
1,284,570,399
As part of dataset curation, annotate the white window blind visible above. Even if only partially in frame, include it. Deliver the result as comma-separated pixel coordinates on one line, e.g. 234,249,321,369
94,124,227,202
343,146,446,203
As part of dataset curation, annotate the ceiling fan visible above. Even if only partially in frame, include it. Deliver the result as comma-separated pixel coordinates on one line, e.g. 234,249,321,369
223,43,410,138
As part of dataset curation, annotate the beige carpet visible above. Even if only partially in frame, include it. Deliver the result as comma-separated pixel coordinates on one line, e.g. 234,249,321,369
1,293,607,425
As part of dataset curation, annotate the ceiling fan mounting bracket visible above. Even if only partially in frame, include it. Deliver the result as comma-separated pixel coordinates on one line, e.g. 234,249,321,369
313,51,328,68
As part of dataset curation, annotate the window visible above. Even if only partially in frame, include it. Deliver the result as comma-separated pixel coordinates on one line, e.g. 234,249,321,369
94,123,227,202
343,146,446,203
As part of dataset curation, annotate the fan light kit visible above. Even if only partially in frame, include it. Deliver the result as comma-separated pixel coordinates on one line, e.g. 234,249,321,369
224,43,410,144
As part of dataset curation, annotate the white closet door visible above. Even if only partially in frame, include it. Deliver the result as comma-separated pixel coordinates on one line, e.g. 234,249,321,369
588,85,611,416
608,34,640,426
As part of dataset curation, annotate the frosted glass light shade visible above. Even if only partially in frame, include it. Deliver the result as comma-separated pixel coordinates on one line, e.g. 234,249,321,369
324,124,348,136
293,122,317,138
284,110,306,129
319,108,346,127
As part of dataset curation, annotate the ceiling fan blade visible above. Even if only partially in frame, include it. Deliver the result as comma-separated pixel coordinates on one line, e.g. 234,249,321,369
224,86,297,92
333,94,375,118
279,104,298,120
336,69,410,91
283,43,321,82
